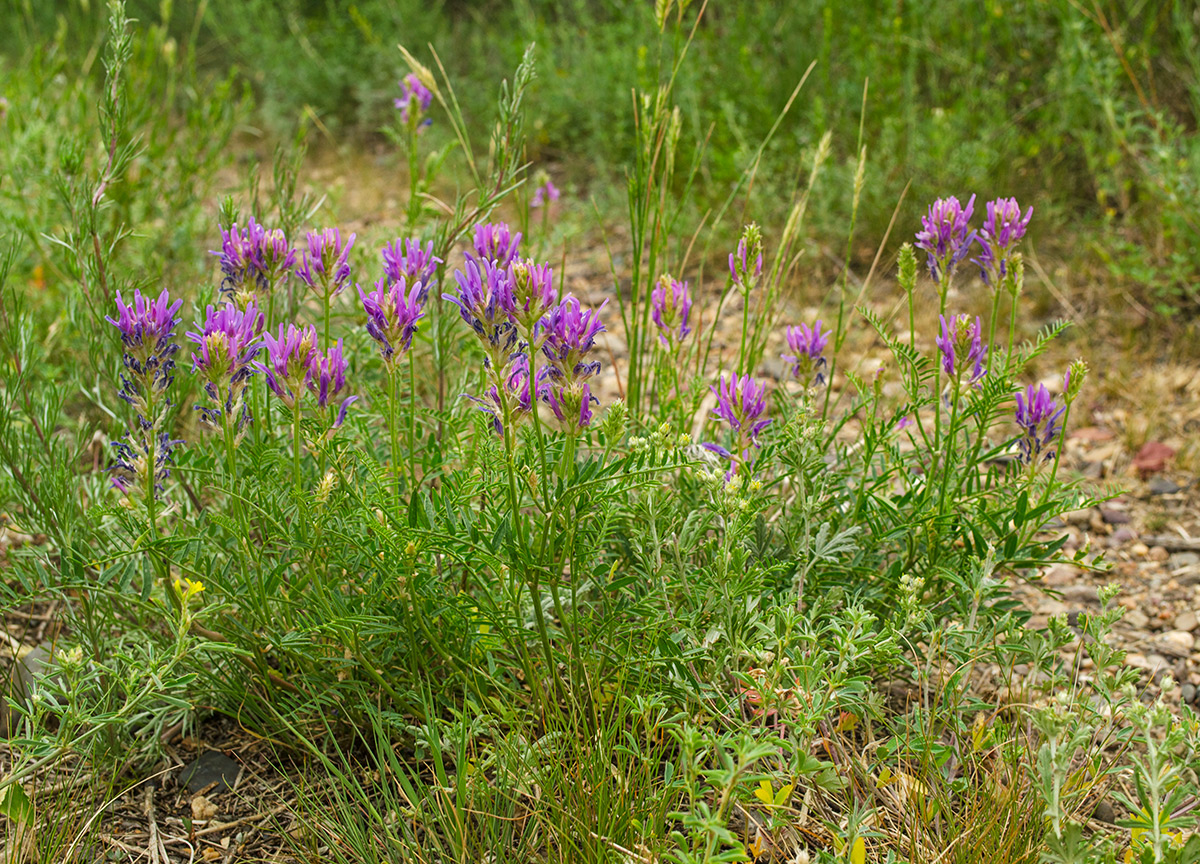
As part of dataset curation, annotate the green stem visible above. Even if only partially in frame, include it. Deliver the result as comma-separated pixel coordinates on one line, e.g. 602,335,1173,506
388,364,402,501
408,350,418,490
292,397,304,494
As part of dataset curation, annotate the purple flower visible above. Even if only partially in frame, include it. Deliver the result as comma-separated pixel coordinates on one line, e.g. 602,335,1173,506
539,296,607,384
296,228,356,297
187,301,264,382
106,289,183,423
211,218,295,304
465,353,542,437
445,259,520,367
381,238,442,302
106,288,183,359
187,301,265,430
255,323,319,407
471,222,522,267
543,380,598,432
781,320,830,384
1015,382,1065,465
914,195,977,284
935,314,987,385
509,259,558,334
395,73,433,127
896,415,916,432
651,275,692,348
361,277,425,364
974,197,1033,287
531,179,560,208
729,227,763,291
307,338,349,407
110,432,183,498
703,374,771,472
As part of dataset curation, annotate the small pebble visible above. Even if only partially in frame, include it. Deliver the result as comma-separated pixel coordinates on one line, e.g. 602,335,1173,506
1148,477,1182,495
1149,546,1170,562
1126,608,1150,629
1183,683,1197,704
1171,552,1200,568
1109,527,1137,545
1176,611,1198,632
1131,542,1150,557
1100,508,1132,525
1065,508,1092,526
1158,630,1196,657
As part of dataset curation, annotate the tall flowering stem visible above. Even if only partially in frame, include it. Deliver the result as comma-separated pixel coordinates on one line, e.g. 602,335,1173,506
974,197,1033,371
362,276,426,495
702,373,771,478
187,301,265,507
914,195,976,306
781,320,830,387
296,228,356,348
106,288,184,611
256,323,318,490
730,224,764,376
650,274,692,411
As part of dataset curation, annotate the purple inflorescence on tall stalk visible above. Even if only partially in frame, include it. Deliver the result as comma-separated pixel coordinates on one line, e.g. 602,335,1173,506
703,373,771,472
781,320,830,385
307,338,358,427
935,313,987,386
296,227,356,298
361,277,425,365
106,288,183,426
729,231,764,292
395,73,433,127
531,179,560,209
914,195,977,284
536,296,607,432
212,218,295,306
975,197,1033,287
106,288,185,496
471,222,522,267
651,275,692,349
187,301,265,431
256,322,320,408
445,258,520,369
1015,382,1065,465
540,296,607,384
381,238,442,303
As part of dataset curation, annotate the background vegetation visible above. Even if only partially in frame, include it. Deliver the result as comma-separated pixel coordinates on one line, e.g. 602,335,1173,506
6,0,1200,313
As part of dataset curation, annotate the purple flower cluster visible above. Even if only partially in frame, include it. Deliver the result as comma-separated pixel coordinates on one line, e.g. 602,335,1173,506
448,222,607,436
212,218,295,306
471,222,522,267
1014,382,1065,465
781,320,830,385
651,275,692,349
531,179,560,209
914,195,977,285
110,432,183,497
296,228,356,299
914,194,1033,289
381,237,441,302
729,226,764,292
187,301,265,431
255,323,357,426
445,258,521,370
106,289,185,497
703,373,771,473
395,73,433,127
974,197,1033,287
106,289,183,426
935,313,987,386
360,277,425,365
